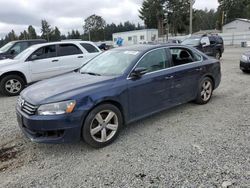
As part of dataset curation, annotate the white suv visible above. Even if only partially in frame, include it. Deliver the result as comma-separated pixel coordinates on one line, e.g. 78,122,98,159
0,41,101,96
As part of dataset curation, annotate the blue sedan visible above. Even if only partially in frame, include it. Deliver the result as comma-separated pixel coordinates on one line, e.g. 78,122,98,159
16,44,221,148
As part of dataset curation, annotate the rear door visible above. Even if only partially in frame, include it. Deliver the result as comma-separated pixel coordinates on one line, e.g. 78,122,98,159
27,44,60,81
56,43,84,72
168,47,204,104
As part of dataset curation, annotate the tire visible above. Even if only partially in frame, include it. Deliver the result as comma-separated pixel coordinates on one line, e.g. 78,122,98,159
242,70,250,73
0,75,25,96
82,104,123,148
215,51,221,60
195,77,213,105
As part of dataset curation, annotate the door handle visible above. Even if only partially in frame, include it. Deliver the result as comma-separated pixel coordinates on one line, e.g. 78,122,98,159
77,56,84,58
165,75,174,80
195,68,203,71
52,59,59,62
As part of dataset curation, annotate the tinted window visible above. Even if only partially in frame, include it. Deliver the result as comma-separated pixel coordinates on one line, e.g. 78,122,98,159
209,36,216,45
58,44,82,56
136,48,169,73
170,48,201,66
10,42,29,55
80,43,99,53
30,45,56,60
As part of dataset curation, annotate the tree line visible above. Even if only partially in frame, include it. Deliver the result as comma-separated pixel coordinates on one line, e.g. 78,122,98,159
0,17,143,47
1,0,250,47
139,0,250,35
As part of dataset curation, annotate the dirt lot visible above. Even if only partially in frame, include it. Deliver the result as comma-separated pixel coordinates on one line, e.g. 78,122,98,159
0,47,249,187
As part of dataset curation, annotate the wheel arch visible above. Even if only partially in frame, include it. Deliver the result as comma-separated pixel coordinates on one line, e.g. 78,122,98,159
80,99,126,140
0,71,27,84
201,74,215,89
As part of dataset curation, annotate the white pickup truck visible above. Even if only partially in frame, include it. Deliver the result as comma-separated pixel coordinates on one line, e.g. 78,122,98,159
0,41,101,96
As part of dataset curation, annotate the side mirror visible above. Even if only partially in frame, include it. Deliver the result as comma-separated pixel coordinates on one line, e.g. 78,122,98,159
30,54,38,61
130,67,148,79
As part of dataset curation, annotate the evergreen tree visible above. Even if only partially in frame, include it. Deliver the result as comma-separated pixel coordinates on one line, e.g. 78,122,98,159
28,25,37,39
41,19,52,41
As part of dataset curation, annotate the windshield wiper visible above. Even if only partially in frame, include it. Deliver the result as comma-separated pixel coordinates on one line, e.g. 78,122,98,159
81,72,101,76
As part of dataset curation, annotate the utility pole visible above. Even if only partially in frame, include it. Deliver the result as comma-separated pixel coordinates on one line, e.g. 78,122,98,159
189,0,195,35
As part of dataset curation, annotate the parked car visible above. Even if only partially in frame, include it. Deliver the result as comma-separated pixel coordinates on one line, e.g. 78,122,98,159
182,34,224,59
166,39,181,44
16,44,221,148
240,51,250,73
0,41,101,96
0,39,46,60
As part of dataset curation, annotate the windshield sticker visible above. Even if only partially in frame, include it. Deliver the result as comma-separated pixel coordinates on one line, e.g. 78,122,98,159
124,51,139,55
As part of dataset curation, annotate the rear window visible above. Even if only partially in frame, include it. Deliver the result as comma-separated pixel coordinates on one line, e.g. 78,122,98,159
58,44,82,56
80,43,99,53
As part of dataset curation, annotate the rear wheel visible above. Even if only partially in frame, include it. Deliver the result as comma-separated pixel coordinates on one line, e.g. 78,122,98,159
0,75,25,96
82,104,123,148
195,77,213,104
242,70,250,73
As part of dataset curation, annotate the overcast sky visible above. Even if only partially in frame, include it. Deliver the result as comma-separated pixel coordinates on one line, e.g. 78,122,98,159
0,0,219,38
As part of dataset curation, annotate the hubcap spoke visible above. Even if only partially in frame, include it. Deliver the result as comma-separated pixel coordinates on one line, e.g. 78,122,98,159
106,123,118,131
101,128,107,142
95,113,104,124
91,125,102,136
105,112,115,123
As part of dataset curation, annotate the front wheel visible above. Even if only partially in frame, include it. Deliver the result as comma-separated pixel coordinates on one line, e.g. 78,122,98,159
195,77,213,105
82,104,123,148
0,75,25,96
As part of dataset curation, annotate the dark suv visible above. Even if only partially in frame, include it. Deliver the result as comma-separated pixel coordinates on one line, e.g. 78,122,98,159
0,39,46,60
182,35,224,59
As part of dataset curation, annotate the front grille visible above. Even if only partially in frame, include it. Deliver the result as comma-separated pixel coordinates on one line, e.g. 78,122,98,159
18,97,38,115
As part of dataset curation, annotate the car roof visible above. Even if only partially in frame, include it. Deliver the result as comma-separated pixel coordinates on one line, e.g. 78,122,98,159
112,44,182,53
30,40,97,49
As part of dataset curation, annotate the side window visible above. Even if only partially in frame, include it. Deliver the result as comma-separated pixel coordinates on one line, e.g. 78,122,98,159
170,48,202,66
80,43,99,53
209,36,216,45
29,45,56,60
10,42,29,55
136,48,169,73
58,44,82,56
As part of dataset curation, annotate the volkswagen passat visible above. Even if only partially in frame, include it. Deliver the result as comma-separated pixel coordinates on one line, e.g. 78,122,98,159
16,44,221,148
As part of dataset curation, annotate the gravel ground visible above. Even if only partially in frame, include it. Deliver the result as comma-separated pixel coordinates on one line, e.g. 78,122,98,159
0,47,249,188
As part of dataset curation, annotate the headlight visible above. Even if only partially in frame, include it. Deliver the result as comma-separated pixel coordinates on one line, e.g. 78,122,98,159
241,54,249,62
37,100,76,115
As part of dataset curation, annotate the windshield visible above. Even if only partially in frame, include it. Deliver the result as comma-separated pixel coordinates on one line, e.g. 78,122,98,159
14,48,32,60
0,42,15,53
80,50,140,76
182,38,200,46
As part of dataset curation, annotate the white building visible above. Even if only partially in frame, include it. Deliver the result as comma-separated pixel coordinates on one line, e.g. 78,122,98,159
112,29,158,46
223,18,250,33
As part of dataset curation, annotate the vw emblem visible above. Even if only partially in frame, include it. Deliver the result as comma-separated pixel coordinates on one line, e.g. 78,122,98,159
20,99,25,107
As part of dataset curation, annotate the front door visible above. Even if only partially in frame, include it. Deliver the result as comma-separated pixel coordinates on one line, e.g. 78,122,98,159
28,45,61,82
127,48,172,120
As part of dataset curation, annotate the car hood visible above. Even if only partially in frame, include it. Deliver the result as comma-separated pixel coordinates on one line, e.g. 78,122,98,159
21,72,117,105
243,51,250,56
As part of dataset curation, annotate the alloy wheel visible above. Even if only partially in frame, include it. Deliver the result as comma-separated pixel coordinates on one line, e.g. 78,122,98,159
90,110,119,143
201,80,212,102
5,79,22,94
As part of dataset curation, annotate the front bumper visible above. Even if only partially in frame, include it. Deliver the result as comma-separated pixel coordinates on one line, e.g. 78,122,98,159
240,61,250,71
16,106,86,143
